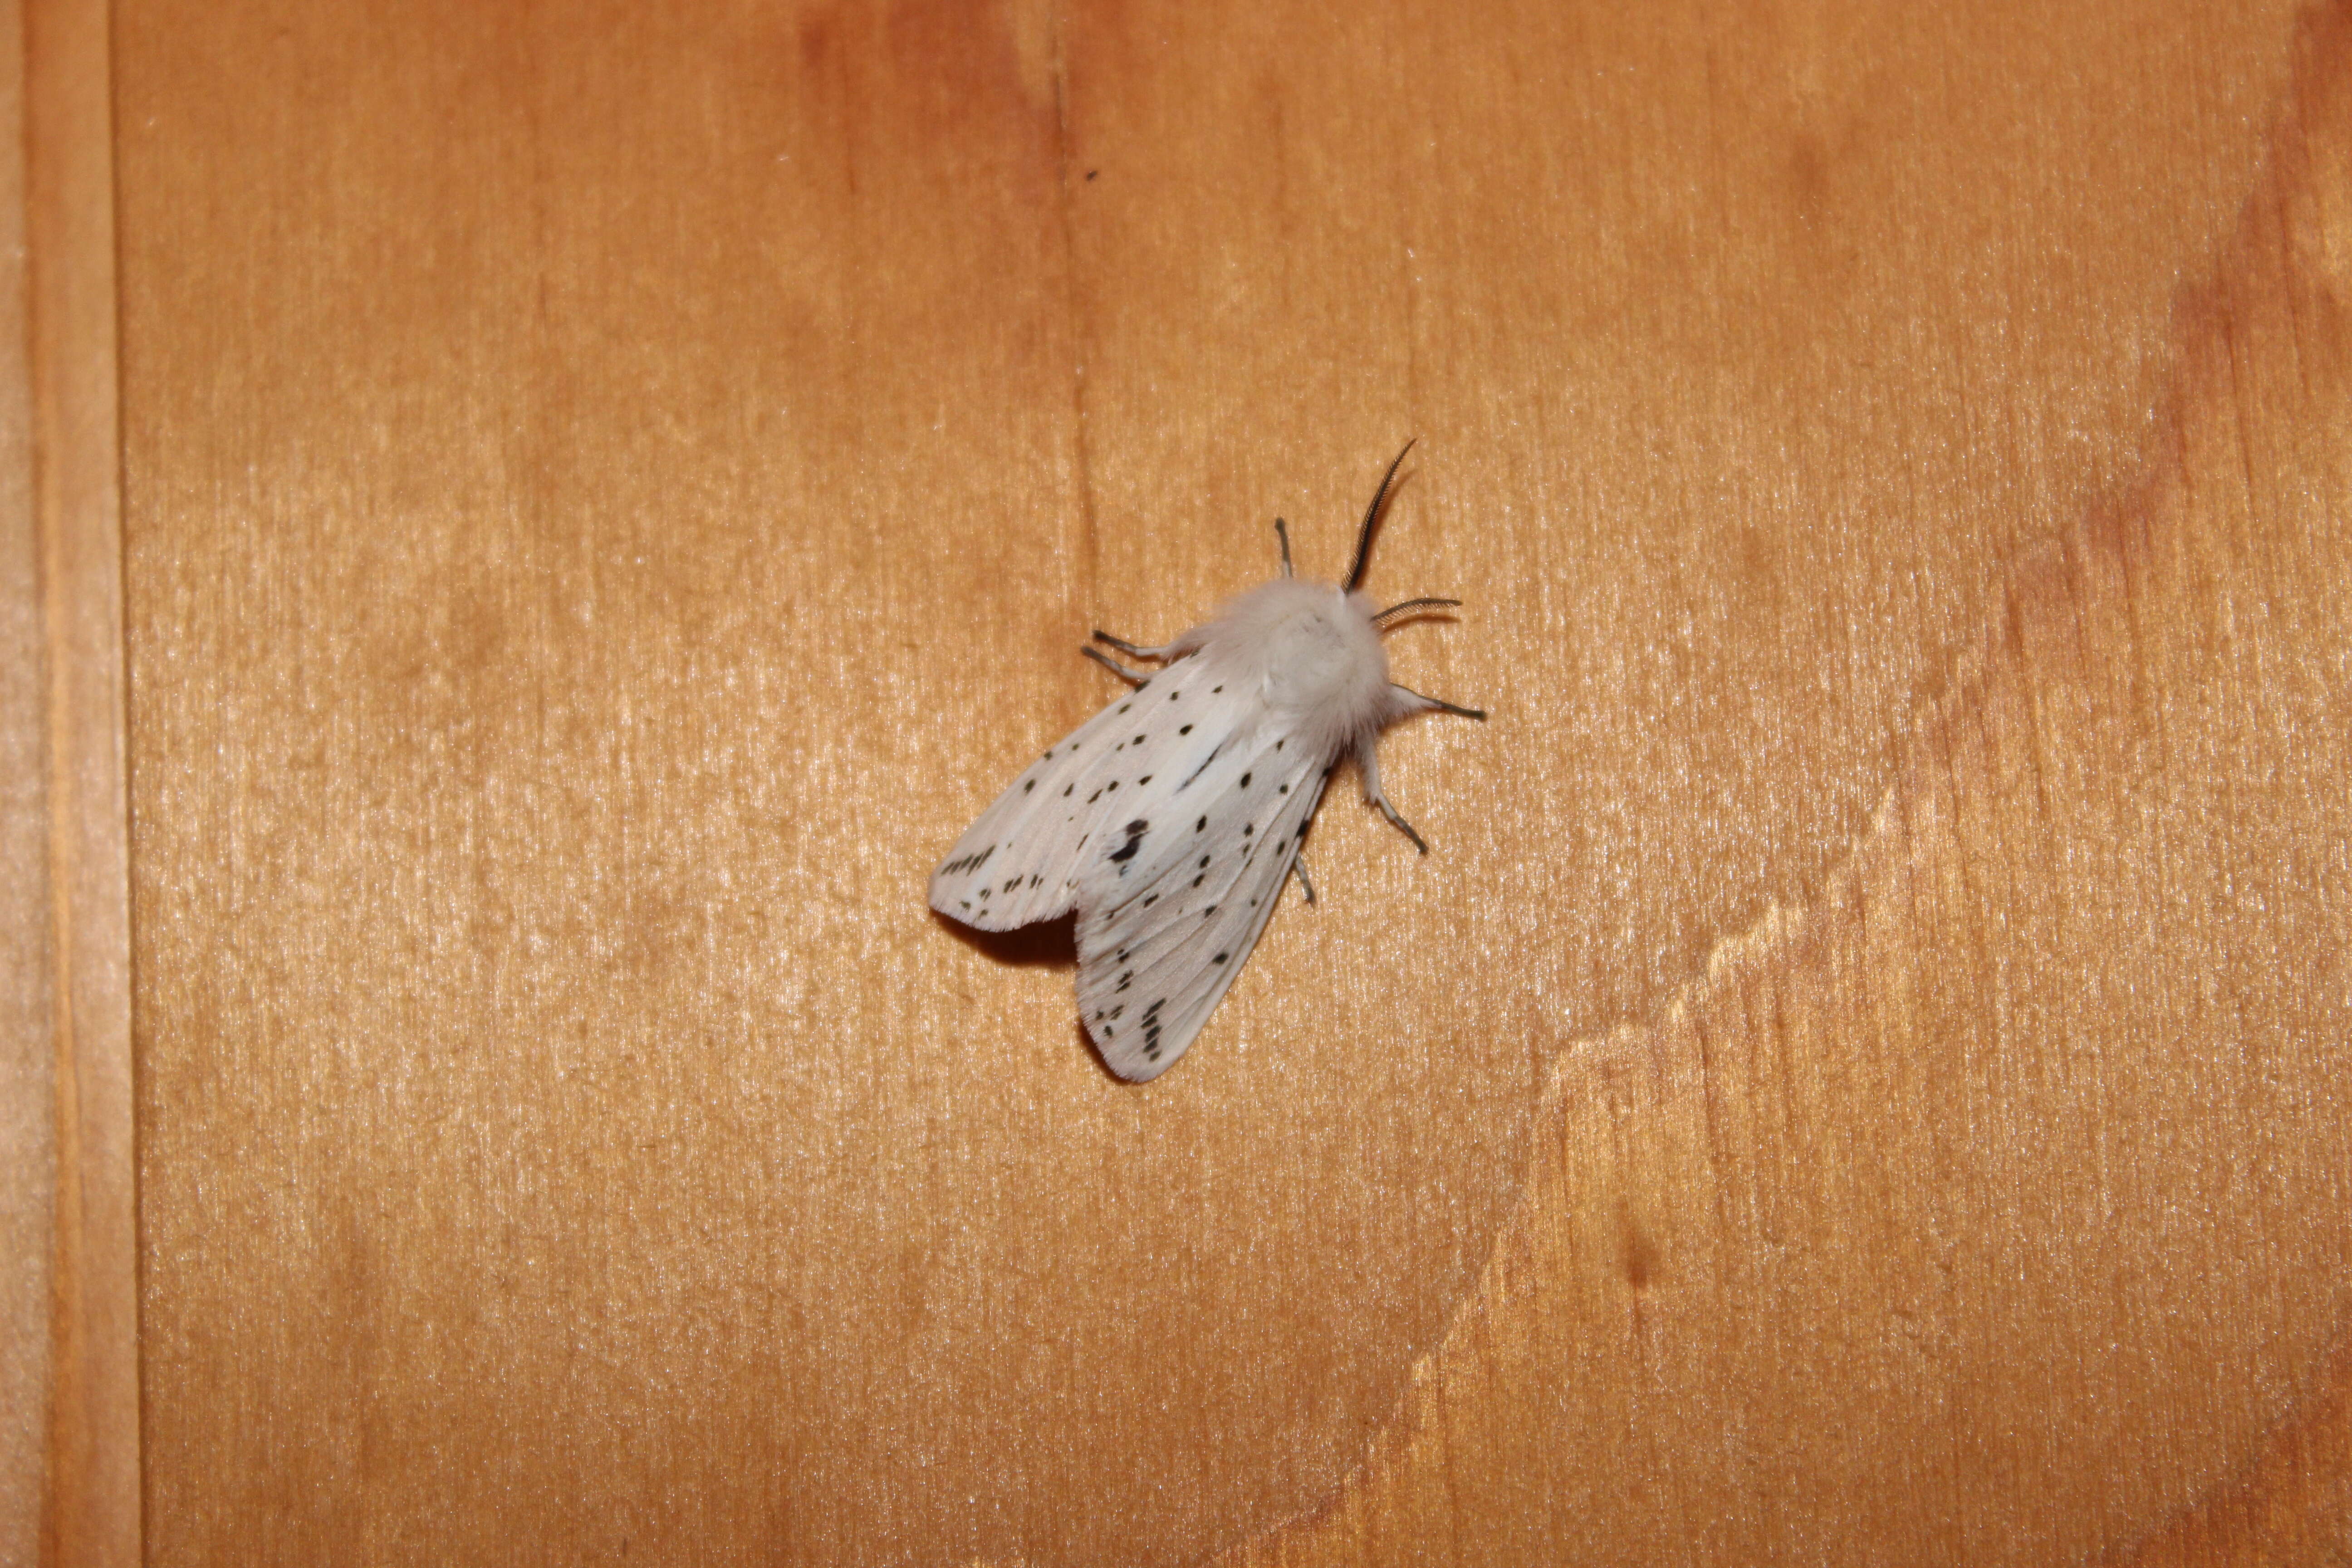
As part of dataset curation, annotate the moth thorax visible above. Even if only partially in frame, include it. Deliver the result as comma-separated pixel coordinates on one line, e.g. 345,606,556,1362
1226,582,1389,739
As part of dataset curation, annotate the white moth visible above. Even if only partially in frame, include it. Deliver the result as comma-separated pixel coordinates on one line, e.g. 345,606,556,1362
930,443,1484,1081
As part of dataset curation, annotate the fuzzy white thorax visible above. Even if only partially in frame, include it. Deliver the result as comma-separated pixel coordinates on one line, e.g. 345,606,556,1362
1166,577,1413,766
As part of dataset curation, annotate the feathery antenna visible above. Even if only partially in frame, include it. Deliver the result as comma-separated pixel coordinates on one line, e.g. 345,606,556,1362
1346,439,1417,592
1374,596,1461,626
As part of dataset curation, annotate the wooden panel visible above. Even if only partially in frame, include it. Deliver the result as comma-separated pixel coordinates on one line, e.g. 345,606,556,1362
1234,14,2352,1558
1,0,139,1562
113,0,2345,1562
0,0,46,1551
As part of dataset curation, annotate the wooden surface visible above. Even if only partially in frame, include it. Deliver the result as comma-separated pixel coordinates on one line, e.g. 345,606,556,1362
41,0,2349,1560
0,1,42,1553
1,0,139,1562
1237,14,2352,1554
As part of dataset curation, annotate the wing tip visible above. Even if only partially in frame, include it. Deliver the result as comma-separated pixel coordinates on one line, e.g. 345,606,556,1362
925,874,968,922
931,872,1082,934
1097,1041,1184,1083
1086,1011,1192,1083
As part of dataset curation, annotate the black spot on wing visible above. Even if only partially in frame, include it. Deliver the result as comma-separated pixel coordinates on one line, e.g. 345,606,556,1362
941,843,997,877
1108,820,1149,865
1180,741,1223,786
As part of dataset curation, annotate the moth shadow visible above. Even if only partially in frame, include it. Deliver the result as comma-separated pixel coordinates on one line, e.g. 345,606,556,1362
931,909,1077,972
933,912,1134,1082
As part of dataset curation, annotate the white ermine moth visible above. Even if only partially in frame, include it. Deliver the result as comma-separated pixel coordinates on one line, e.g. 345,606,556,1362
930,443,1485,1081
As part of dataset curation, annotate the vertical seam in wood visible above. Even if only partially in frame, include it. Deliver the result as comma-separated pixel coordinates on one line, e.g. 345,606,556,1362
1045,0,1099,610
24,0,135,1559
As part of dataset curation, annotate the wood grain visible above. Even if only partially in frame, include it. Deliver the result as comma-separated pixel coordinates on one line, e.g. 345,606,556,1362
107,0,2347,1562
2,0,138,1561
0,0,46,1552
1232,13,2352,1558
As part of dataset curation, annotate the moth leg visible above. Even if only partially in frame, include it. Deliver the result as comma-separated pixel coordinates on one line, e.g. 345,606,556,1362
1392,682,1487,720
1357,744,1430,855
1372,797,1429,855
1082,645,1154,683
1274,518,1294,578
1090,629,1176,660
1291,855,1317,906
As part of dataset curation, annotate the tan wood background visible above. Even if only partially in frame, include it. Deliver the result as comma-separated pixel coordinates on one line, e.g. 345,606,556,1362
5,0,2350,1562
6,0,137,1562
